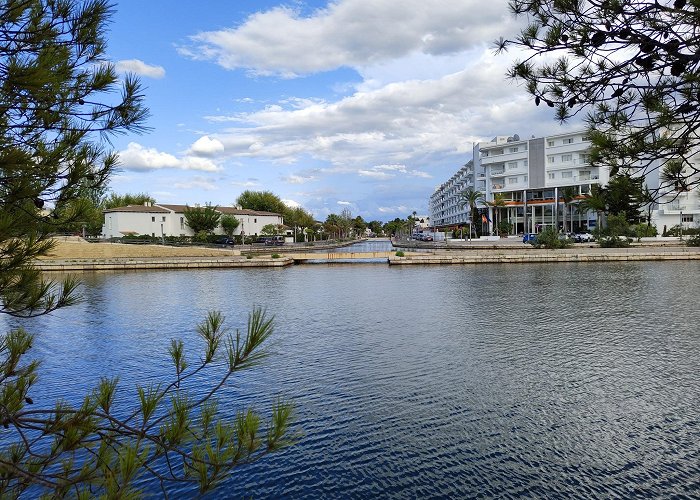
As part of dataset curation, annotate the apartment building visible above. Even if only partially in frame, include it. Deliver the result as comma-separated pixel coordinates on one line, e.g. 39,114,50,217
474,131,610,234
429,144,487,228
652,163,700,232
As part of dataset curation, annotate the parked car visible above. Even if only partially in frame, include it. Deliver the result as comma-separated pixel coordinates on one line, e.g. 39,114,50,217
213,236,234,246
423,234,434,242
265,235,285,246
574,232,594,243
522,233,537,244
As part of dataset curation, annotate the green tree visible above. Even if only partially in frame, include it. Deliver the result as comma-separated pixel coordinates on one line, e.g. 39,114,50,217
486,193,508,235
457,188,485,238
560,186,578,233
368,220,383,235
499,0,700,191
102,192,156,209
236,191,287,215
261,223,278,236
605,174,644,223
353,215,367,237
184,204,221,234
578,184,608,231
285,206,315,242
220,214,240,238
0,2,293,495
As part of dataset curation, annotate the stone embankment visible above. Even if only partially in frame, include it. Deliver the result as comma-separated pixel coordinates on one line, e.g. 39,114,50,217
388,245,700,265
35,256,294,272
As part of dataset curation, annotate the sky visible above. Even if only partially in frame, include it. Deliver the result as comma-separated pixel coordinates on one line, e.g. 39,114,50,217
105,0,584,222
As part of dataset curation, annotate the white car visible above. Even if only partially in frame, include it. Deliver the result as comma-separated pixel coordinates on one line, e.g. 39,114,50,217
574,232,594,243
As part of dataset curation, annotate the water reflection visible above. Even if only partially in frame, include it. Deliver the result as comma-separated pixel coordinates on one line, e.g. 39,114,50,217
2,261,698,497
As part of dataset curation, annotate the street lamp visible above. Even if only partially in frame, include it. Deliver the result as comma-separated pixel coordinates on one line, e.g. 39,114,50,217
680,211,683,240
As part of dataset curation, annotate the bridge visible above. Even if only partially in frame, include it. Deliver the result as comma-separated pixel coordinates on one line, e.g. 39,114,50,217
289,251,393,262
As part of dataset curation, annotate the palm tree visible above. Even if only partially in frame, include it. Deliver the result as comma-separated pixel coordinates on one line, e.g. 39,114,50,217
458,188,485,238
561,186,578,233
486,193,508,235
578,184,607,231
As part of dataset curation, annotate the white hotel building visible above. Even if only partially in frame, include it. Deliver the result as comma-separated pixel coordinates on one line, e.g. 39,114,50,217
430,131,611,234
429,146,487,228
478,131,609,234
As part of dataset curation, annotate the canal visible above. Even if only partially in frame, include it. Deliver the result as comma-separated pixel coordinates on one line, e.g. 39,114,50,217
4,257,699,497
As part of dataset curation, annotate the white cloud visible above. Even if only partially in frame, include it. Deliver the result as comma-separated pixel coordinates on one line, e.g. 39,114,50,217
173,177,219,191
231,180,261,188
282,199,301,208
378,205,410,214
118,143,222,172
189,136,225,156
180,1,519,77
281,174,316,184
115,59,165,79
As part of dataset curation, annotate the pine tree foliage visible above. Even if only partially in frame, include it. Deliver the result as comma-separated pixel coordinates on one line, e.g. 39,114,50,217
0,1,294,496
498,0,700,196
0,309,294,497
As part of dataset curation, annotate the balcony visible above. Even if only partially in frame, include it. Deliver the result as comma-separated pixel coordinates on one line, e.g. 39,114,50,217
491,168,505,176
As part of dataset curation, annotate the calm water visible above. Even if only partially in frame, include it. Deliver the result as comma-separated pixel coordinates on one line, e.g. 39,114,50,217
4,255,700,498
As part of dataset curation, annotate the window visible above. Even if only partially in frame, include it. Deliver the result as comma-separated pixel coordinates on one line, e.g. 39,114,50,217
162,216,166,222
548,140,554,147
561,171,573,179
548,172,555,179
582,135,590,141
682,214,694,223
523,159,528,166
509,147,518,153
254,218,257,223
562,154,572,162
508,177,518,185
548,156,554,163
151,233,155,237
579,153,590,163
563,138,573,144
151,216,155,222
523,175,528,183
180,217,184,229
108,217,112,230
507,162,518,170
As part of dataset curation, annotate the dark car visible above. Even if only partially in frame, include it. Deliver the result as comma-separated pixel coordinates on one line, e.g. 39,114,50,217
264,235,285,246
213,236,234,246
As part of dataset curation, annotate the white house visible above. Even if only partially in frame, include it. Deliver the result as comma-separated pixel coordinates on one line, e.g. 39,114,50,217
102,203,284,239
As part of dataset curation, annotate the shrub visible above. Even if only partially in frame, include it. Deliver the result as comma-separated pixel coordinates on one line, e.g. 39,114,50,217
665,225,700,237
686,235,700,247
395,250,405,257
533,227,572,249
246,254,253,259
634,224,658,239
599,236,632,248
271,253,281,259
497,220,512,236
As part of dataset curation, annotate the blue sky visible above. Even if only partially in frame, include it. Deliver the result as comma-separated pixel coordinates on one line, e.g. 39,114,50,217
105,0,582,222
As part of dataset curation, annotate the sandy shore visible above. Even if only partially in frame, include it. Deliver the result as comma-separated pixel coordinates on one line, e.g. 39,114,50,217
37,237,241,260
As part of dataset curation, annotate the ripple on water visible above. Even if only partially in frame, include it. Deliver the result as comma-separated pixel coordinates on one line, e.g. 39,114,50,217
1,260,698,497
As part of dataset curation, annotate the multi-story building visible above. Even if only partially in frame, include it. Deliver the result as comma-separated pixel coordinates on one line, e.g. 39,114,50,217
429,145,487,228
476,131,609,234
649,140,700,232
